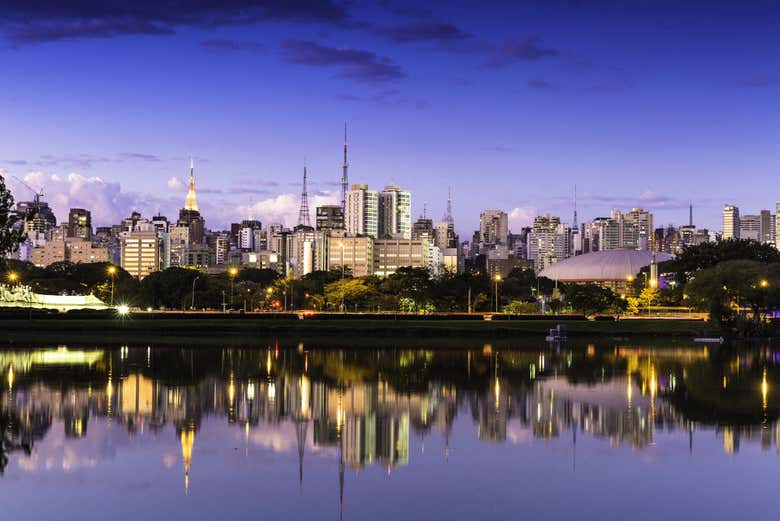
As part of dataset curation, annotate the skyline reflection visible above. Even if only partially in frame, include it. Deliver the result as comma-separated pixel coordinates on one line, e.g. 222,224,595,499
1,342,779,518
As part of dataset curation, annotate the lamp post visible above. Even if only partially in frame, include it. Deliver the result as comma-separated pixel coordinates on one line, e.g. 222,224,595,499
266,286,273,310
107,266,117,306
191,276,200,310
228,267,238,309
7,271,18,285
494,274,502,313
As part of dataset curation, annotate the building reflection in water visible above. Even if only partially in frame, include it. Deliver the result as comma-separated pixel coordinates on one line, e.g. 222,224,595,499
0,342,779,510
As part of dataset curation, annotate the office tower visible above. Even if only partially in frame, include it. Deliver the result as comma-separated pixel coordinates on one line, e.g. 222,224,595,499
527,214,569,272
345,184,378,238
67,208,92,241
121,231,162,279
412,217,434,240
18,200,56,235
327,235,375,277
723,204,740,239
776,203,780,248
479,210,509,246
739,214,761,241
151,214,169,234
434,221,457,249
374,238,430,276
317,205,345,232
378,185,411,239
623,208,653,250
760,209,773,243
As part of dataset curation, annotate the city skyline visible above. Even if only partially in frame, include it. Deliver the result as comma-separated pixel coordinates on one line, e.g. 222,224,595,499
2,2,779,233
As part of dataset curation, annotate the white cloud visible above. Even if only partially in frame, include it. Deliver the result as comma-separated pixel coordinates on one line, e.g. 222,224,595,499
236,190,339,227
4,168,339,230
167,176,186,191
508,206,536,231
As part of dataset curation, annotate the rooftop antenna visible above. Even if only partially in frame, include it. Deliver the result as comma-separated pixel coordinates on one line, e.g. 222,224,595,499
341,123,348,214
298,160,311,228
444,187,453,224
573,185,578,229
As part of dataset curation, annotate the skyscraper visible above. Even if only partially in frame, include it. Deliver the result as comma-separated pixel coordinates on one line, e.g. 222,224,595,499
739,214,761,241
345,184,378,238
378,185,411,239
479,210,509,247
67,208,92,241
316,205,345,232
723,204,740,239
527,214,570,272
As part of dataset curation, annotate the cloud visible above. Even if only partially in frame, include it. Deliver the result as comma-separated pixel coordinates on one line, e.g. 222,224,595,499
237,190,339,227
281,39,406,83
3,152,164,170
6,171,169,227
482,145,516,153
527,78,554,90
336,89,429,109
380,21,473,44
508,207,536,230
200,38,264,52
0,1,351,45
486,36,559,67
167,176,186,191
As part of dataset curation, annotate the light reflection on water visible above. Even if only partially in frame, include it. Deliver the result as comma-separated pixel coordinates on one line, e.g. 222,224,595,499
0,342,779,520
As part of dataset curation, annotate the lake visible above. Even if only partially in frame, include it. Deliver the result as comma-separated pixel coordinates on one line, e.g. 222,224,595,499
0,339,778,520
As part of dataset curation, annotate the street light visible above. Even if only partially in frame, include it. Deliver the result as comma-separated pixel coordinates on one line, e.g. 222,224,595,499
760,279,769,288
494,274,502,313
7,272,18,285
228,267,239,309
107,265,117,306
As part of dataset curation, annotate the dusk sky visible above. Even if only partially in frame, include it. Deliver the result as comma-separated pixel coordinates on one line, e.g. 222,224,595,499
1,0,779,235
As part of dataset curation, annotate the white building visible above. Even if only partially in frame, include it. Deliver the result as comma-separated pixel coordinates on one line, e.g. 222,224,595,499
378,185,411,239
345,184,379,238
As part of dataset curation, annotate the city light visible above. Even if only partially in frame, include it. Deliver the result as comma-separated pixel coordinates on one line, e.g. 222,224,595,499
116,304,130,316
7,271,18,283
760,279,769,288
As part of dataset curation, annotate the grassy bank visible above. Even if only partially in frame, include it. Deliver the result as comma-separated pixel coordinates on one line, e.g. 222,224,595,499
0,316,720,347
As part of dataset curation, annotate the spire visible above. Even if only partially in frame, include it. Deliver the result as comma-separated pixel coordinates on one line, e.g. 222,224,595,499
573,185,578,229
444,187,453,224
184,158,199,211
298,162,311,228
341,123,349,214
689,202,693,227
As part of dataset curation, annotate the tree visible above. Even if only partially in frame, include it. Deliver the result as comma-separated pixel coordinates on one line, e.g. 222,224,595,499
324,278,378,311
0,174,25,259
502,300,540,314
685,260,780,327
661,239,780,285
563,283,618,316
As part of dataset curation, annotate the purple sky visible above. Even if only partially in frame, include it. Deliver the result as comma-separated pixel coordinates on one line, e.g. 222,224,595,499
1,1,779,235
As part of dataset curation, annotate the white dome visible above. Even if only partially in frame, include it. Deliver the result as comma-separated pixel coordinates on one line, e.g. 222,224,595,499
539,250,672,282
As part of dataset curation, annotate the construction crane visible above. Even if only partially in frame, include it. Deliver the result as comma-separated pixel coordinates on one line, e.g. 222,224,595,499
11,175,44,211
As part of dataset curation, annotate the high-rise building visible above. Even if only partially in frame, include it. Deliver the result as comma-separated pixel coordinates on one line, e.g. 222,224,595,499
623,208,653,250
316,205,345,232
121,231,162,279
760,209,773,244
378,186,412,239
739,214,761,241
412,217,433,241
345,184,378,238
723,204,740,240
527,214,570,272
479,210,509,247
67,208,92,241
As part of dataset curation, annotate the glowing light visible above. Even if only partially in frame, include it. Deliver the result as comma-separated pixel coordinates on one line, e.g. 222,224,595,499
626,275,634,282
116,304,130,315
7,272,18,283
247,382,255,400
107,266,117,275
760,279,769,288
7,365,13,389
762,369,769,409
649,278,658,289
228,267,239,277
494,274,502,282
268,382,276,400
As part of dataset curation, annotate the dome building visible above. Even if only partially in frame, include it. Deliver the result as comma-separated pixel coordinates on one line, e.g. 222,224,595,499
539,250,672,293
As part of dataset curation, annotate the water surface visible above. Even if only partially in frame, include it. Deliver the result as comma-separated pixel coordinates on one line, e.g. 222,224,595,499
1,340,778,520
